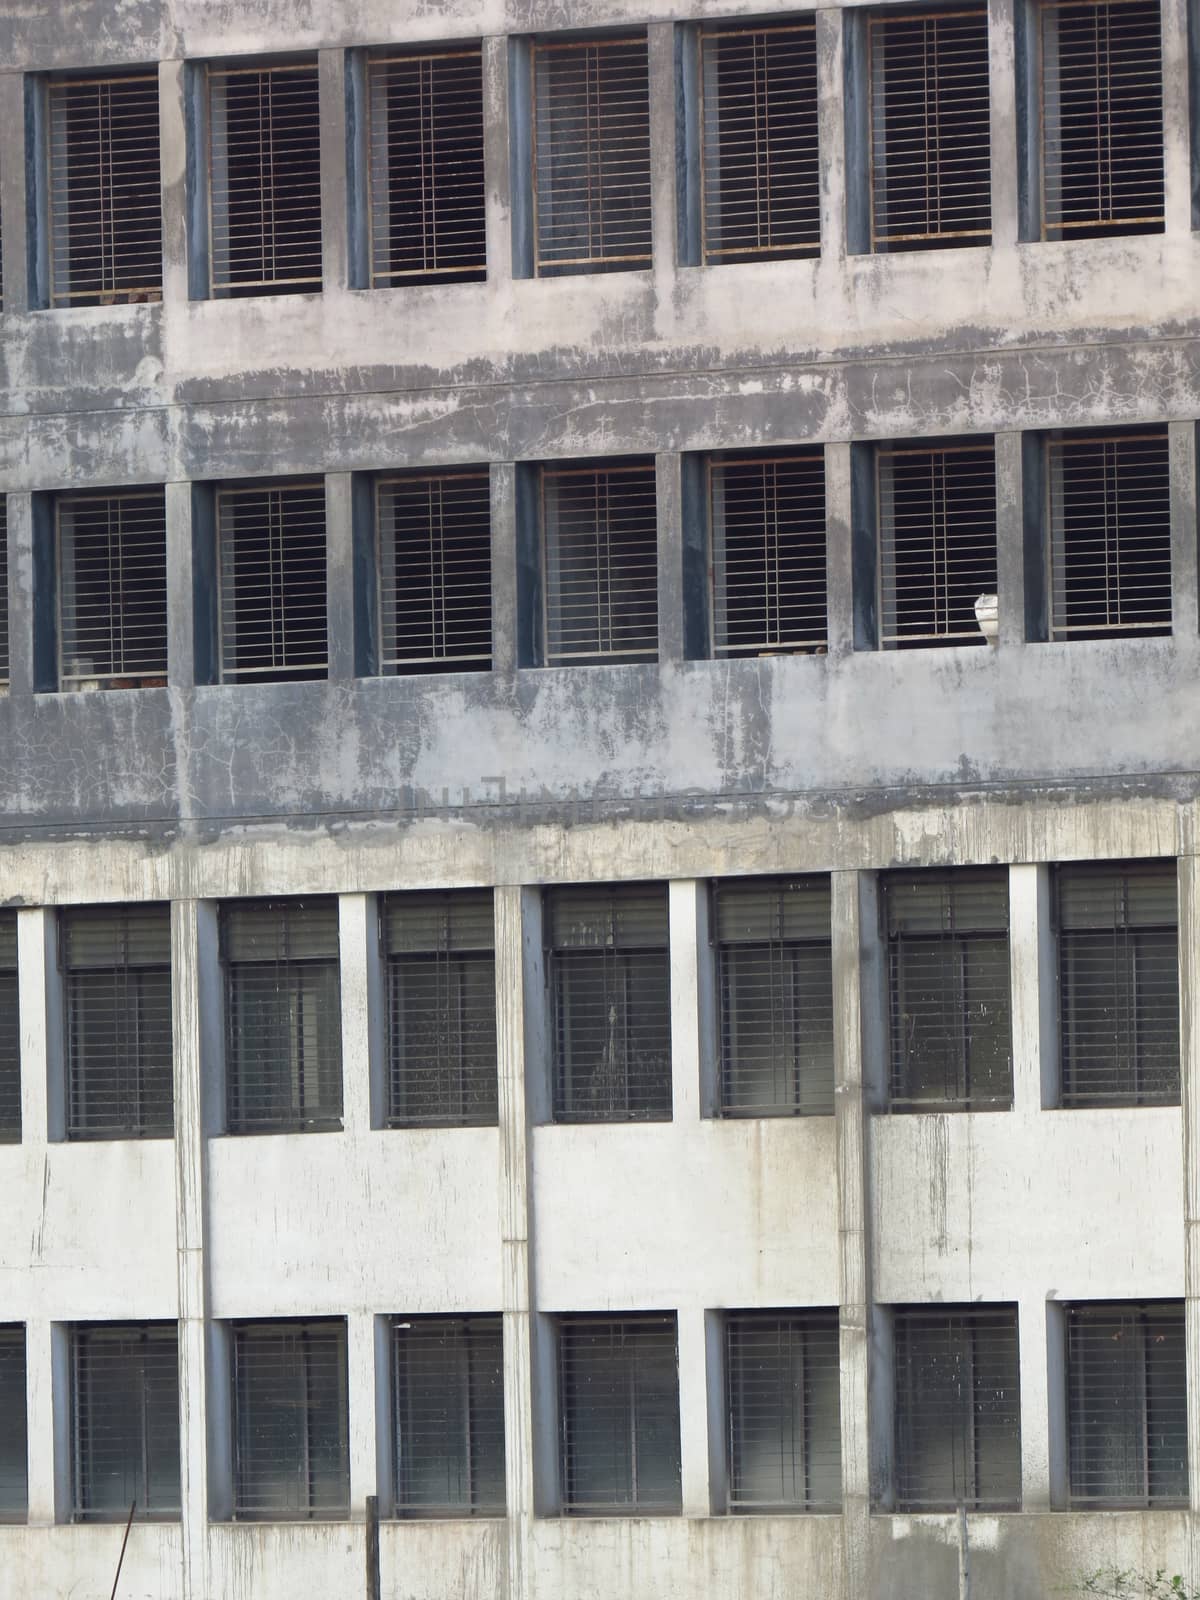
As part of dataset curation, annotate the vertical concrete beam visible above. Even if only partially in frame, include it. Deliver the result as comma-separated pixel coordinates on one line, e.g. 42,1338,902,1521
159,59,190,308
482,37,514,289
657,452,685,667
319,48,349,293
1177,854,1200,1526
166,480,195,691
1160,0,1192,236
347,1311,379,1516
677,1307,713,1516
491,463,519,677
326,473,356,684
815,9,848,259
5,494,34,699
994,431,1027,649
648,23,677,279
0,73,30,314
1009,864,1056,1114
339,892,383,1135
23,1320,63,1525
987,0,1019,249
825,442,854,658
1169,421,1199,640
18,908,62,1145
669,879,714,1122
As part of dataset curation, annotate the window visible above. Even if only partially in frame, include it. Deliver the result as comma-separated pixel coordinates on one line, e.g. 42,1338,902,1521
709,451,826,658
877,442,997,648
0,913,18,1142
724,1310,841,1513
892,1306,1021,1511
715,877,834,1116
1038,0,1163,240
1057,861,1179,1107
56,489,168,690
207,60,322,297
557,1315,681,1515
699,21,820,264
868,9,991,250
377,471,491,673
392,1315,505,1516
217,481,328,683
1047,429,1172,640
532,36,652,276
367,47,486,286
0,1328,26,1522
62,904,173,1140
541,461,657,667
232,1320,349,1520
47,72,162,306
0,497,8,688
1067,1302,1186,1508
222,898,342,1134
71,1323,180,1520
547,884,671,1122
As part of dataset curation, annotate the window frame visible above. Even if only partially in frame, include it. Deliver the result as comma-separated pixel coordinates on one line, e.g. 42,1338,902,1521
70,1321,181,1522
0,913,19,1144
54,488,169,692
0,1326,27,1524
391,1313,506,1518
215,479,329,685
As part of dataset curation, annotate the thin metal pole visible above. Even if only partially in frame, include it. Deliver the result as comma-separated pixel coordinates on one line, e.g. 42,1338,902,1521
109,1500,136,1600
366,1493,381,1600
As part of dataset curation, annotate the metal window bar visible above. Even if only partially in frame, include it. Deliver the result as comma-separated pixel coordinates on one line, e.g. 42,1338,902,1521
71,1323,180,1520
0,1327,27,1522
0,914,18,1143
885,871,1012,1110
1047,430,1172,640
715,877,834,1117
709,452,827,657
392,1315,506,1516
48,73,163,307
377,471,492,673
57,489,168,689
208,62,322,296
533,37,652,276
868,10,992,250
547,884,672,1123
1057,862,1179,1107
63,904,173,1140
232,1320,349,1520
217,481,328,683
222,898,343,1134
878,443,997,647
384,890,498,1128
0,497,7,687
1040,0,1164,240
542,463,658,666
893,1306,1021,1511
367,49,486,287
725,1310,841,1513
558,1315,681,1515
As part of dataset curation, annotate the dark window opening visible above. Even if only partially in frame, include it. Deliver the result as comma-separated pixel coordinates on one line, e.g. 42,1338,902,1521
232,1320,349,1520
57,489,168,690
0,498,8,687
71,1323,180,1520
0,1327,27,1522
725,1310,841,1513
217,481,328,683
392,1315,505,1516
377,471,491,673
0,914,18,1143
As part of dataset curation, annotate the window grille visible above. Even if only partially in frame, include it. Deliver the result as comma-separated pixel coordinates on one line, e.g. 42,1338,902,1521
392,1315,505,1516
709,452,827,657
0,497,8,687
217,482,328,683
1047,430,1172,640
893,1306,1021,1511
715,877,834,1117
0,1327,27,1522
367,49,486,287
1039,0,1164,240
885,871,1012,1110
547,884,671,1123
377,471,492,673
56,490,168,690
725,1310,841,1513
208,61,322,297
542,463,658,667
532,37,652,276
48,73,162,307
878,443,997,648
1057,862,1179,1107
0,914,18,1143
71,1323,180,1520
700,22,820,264
868,10,992,250
1067,1301,1186,1508
557,1315,681,1515
62,904,173,1140
232,1320,349,1520
222,898,342,1134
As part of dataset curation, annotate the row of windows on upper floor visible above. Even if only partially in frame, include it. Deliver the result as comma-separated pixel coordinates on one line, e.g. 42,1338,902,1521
0,862,1179,1143
0,0,1186,312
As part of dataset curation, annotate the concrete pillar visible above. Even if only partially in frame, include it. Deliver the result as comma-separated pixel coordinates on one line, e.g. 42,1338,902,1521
482,36,514,289
325,473,356,684
346,1311,381,1516
987,0,1019,249
1169,421,1199,641
668,879,715,1122
18,908,62,1145
319,48,350,293
677,1306,713,1516
815,9,848,259
1177,854,1200,1528
0,73,30,314
158,59,190,308
23,1319,66,1526
5,494,34,699
656,452,685,667
490,463,519,677
1008,864,1056,1114
1160,0,1193,237
166,480,195,691
648,22,677,279
338,893,383,1135
824,443,854,657
994,432,1027,650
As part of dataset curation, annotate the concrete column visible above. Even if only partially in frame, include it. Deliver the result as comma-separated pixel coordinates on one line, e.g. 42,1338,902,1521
986,0,1019,249
158,59,190,308
1177,854,1200,1524
490,463,519,677
0,73,30,313
1169,421,1199,641
656,452,685,667
1160,0,1192,236
648,23,677,279
23,1319,65,1525
815,9,848,259
5,494,34,699
994,431,1027,649
668,879,715,1122
824,443,854,657
482,37,514,289
338,893,383,1135
18,908,62,1145
166,480,195,691
325,473,356,684
319,48,350,293
346,1311,380,1515
677,1306,713,1516
1008,864,1056,1114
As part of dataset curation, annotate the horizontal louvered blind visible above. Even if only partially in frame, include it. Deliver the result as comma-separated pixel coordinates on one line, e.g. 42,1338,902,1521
558,1316,681,1514
0,914,17,1142
0,497,8,686
48,73,162,307
368,49,486,286
878,443,997,647
58,490,168,689
0,1327,27,1521
893,1306,1021,1511
209,62,322,295
218,482,328,682
533,38,652,275
377,472,492,673
869,10,991,249
1048,430,1171,640
393,1316,505,1516
716,877,834,1117
543,463,657,666
384,891,497,1128
233,1321,349,1520
726,1311,841,1512
1040,0,1164,239
72,1324,179,1520
710,453,827,657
